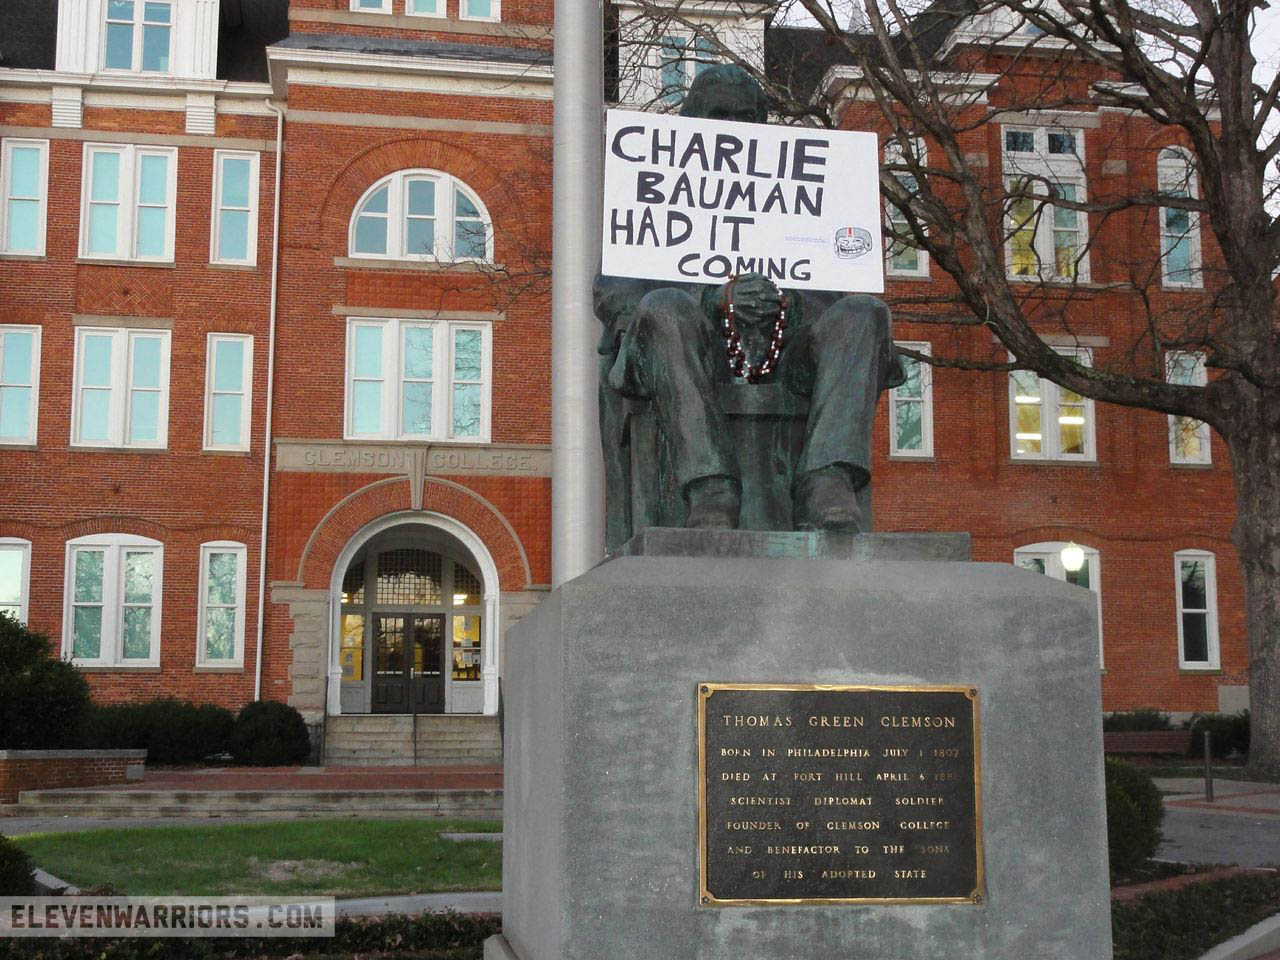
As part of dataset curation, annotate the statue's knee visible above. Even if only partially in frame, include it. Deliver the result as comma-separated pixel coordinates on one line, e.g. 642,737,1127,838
821,294,892,343
635,288,703,344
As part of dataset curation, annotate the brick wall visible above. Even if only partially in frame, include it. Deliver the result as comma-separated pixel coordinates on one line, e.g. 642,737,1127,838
0,750,146,804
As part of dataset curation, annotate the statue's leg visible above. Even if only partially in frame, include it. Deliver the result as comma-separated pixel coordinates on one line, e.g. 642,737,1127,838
782,294,895,532
598,346,632,552
611,288,741,527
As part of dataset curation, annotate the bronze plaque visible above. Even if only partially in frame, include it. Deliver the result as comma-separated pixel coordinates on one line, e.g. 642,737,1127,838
698,683,983,906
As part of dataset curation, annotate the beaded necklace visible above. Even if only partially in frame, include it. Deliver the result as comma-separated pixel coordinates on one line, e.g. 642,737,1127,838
719,277,789,384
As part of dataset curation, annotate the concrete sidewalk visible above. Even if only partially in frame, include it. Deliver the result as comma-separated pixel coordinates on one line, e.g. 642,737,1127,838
1156,777,1280,869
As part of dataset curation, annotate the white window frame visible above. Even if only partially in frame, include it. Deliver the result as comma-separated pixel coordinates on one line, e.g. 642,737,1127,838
1158,147,1203,289
1,138,49,256
210,150,260,267
348,170,494,263
1002,124,1090,283
203,333,253,452
197,541,247,668
889,340,933,457
0,324,41,445
101,0,174,73
404,0,445,16
884,138,929,278
79,143,178,263
71,326,171,449
344,317,493,443
459,0,502,23
650,32,718,106
1174,549,1219,670
349,0,392,12
1014,541,1104,666
62,533,163,668
0,537,32,624
1008,347,1096,461
1166,350,1210,465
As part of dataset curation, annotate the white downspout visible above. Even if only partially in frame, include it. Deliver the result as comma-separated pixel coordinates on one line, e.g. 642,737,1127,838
254,98,285,700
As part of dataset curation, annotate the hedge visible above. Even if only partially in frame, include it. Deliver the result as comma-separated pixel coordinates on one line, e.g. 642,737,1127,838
1186,711,1250,759
229,701,312,766
79,700,235,765
0,834,35,896
0,615,90,750
1105,758,1164,875
1103,709,1173,732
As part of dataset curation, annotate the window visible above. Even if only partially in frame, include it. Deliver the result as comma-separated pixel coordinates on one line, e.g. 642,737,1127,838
656,33,718,104
211,151,260,266
63,534,162,667
80,144,177,262
1009,347,1095,460
406,0,443,16
198,542,247,667
103,1,172,73
1158,148,1202,287
204,334,253,451
1002,125,1089,281
889,341,933,456
349,0,391,11
2,139,49,255
349,170,493,263
1166,351,1210,464
1014,541,1103,665
0,539,31,623
884,139,928,277
72,327,170,449
0,325,40,444
461,0,500,22
345,318,492,442
1175,550,1219,669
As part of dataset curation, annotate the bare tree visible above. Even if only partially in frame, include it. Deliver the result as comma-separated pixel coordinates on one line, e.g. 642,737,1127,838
614,0,1280,777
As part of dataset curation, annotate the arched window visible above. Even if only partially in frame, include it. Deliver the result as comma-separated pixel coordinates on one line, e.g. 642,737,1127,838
1013,541,1103,666
1157,147,1201,287
349,170,493,262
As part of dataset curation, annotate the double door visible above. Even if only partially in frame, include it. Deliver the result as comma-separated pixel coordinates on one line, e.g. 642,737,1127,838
371,615,445,714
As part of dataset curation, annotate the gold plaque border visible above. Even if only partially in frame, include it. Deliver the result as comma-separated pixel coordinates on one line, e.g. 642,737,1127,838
696,682,986,908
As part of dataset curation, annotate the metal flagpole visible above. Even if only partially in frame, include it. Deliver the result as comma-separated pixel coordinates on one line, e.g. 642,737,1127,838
551,0,606,586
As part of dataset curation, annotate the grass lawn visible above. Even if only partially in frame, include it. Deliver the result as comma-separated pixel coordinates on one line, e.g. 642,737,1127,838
13,819,502,899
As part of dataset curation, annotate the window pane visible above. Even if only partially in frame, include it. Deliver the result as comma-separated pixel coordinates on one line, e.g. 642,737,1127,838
467,0,491,16
213,339,245,392
1173,416,1205,461
410,0,438,11
211,394,241,445
218,209,250,261
362,184,389,215
403,327,433,379
897,355,922,399
137,155,167,204
377,549,441,605
221,157,251,207
108,0,135,16
353,381,382,434
353,327,382,378
131,337,161,389
91,153,120,202
2,332,33,385
1181,612,1209,663
407,180,435,216
1015,555,1047,574
1047,131,1075,155
1164,233,1192,278
83,335,113,386
124,551,153,603
454,219,486,259
135,206,166,257
1005,130,1034,152
141,24,169,71
452,382,481,437
354,215,387,255
6,199,39,252
89,205,118,255
894,400,922,451
204,607,235,660
1180,559,1207,609
9,147,41,198
0,386,32,439
453,329,482,381
122,606,151,659
406,218,435,257
1168,354,1199,386
104,22,134,69
1066,558,1091,590
74,550,104,603
340,614,364,682
0,550,23,606
660,37,685,102
144,2,171,22
890,243,920,273
452,614,481,680
207,552,238,605
455,189,479,219
402,382,432,436
79,388,111,441
72,606,102,658
128,390,159,442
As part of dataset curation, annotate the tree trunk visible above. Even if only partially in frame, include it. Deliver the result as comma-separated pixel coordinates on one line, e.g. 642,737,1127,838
1228,389,1280,781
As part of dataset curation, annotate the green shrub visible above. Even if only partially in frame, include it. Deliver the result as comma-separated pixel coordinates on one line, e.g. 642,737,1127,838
1105,758,1165,875
79,699,234,764
0,834,35,896
0,614,90,749
1103,709,1173,732
1187,711,1250,759
229,700,312,766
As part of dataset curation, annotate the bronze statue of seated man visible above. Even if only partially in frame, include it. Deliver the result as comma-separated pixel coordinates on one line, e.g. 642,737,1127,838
594,65,903,537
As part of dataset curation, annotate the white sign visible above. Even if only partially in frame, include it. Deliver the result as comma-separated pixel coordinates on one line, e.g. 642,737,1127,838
602,109,884,293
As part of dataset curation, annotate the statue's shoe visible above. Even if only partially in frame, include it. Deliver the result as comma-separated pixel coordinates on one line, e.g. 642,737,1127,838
793,467,862,533
685,476,741,529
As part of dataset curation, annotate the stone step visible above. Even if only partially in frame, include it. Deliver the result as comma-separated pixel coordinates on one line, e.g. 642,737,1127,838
326,731,500,742
322,753,501,767
326,716,498,731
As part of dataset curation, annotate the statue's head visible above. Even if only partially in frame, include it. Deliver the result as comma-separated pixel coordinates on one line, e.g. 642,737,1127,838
679,64,768,124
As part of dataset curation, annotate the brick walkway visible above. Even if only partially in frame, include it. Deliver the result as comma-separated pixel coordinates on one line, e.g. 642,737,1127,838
117,765,503,791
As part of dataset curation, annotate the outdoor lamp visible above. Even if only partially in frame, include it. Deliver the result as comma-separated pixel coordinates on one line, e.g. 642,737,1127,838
1061,541,1085,573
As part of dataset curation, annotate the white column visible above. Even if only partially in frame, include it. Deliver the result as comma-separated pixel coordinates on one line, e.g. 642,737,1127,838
551,0,607,586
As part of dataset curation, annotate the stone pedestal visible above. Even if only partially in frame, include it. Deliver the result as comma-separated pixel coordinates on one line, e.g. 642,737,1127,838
488,530,1112,960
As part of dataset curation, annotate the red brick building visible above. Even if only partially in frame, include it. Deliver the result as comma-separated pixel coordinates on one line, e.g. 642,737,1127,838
0,0,1245,760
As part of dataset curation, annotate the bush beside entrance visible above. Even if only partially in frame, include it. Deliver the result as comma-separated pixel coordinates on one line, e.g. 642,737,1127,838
229,701,312,766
